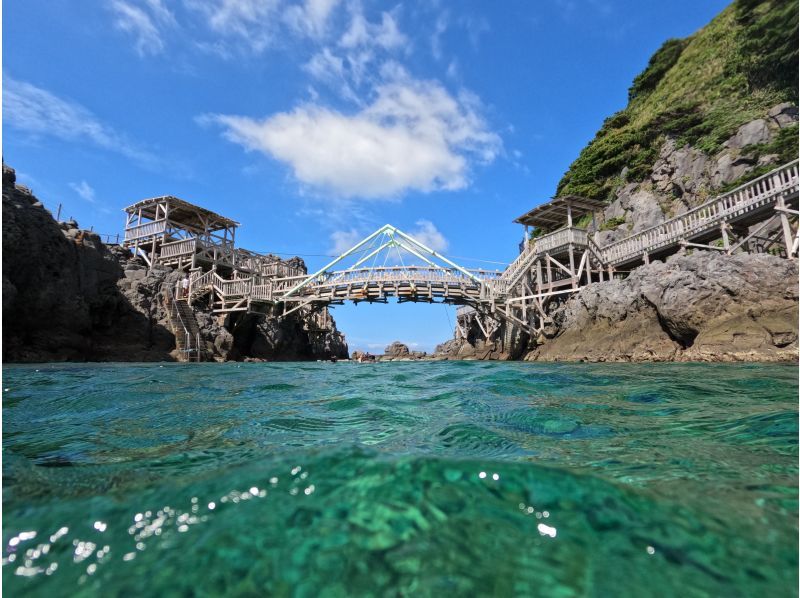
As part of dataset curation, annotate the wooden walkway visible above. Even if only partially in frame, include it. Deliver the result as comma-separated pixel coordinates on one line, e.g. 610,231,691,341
176,160,797,342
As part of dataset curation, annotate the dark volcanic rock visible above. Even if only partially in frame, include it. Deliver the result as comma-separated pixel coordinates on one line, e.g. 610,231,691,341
526,252,798,362
2,164,159,361
2,163,348,363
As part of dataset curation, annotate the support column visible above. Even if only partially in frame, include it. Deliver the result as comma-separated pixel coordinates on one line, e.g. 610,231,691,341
536,260,543,297
545,254,553,293
777,196,794,253
721,222,730,251
568,244,576,289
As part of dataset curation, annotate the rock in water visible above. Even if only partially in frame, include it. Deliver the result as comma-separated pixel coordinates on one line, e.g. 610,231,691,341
384,342,411,357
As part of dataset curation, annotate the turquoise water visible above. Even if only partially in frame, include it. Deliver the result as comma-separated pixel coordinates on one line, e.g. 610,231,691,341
2,361,798,597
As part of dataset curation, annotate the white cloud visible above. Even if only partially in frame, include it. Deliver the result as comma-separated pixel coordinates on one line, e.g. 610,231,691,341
446,59,459,80
409,220,448,252
303,47,360,102
329,228,363,254
111,0,173,56
431,12,448,61
284,0,341,39
202,78,501,198
70,180,97,203
302,4,410,101
185,0,282,53
3,76,155,165
340,9,407,51
458,14,490,50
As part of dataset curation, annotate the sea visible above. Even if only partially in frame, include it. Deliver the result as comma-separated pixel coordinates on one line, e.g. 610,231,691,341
2,361,798,597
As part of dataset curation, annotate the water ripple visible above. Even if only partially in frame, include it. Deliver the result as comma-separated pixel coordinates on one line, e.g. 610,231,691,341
2,361,797,596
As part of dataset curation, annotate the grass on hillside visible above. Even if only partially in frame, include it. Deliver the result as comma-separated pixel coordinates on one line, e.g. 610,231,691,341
557,0,799,202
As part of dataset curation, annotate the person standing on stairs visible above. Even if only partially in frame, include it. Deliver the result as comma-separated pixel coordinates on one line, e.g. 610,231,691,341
181,275,190,299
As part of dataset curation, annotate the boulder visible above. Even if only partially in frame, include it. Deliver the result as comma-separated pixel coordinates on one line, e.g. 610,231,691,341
725,119,771,149
384,341,410,357
526,252,798,362
767,103,799,128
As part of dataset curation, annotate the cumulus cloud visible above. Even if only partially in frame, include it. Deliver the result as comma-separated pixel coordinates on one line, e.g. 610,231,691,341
111,0,174,56
3,76,155,165
70,180,97,203
202,79,501,199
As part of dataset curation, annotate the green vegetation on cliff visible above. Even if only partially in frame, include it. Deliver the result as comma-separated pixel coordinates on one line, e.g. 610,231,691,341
557,0,799,201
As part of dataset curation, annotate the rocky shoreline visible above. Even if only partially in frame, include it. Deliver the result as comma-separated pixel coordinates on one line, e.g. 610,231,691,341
3,159,797,365
525,252,798,363
433,249,798,364
2,164,348,363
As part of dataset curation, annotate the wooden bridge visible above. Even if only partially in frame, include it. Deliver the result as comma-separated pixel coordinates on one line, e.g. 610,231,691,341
123,160,798,359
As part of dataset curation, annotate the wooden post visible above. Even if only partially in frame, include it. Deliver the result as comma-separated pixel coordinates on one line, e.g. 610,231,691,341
568,244,576,289
720,222,730,251
566,201,573,228
777,196,794,253
545,254,553,293
535,259,543,298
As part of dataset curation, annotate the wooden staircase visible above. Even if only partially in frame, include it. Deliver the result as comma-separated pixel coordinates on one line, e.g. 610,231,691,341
164,284,205,362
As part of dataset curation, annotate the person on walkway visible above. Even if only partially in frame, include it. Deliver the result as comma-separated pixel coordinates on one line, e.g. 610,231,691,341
181,275,190,299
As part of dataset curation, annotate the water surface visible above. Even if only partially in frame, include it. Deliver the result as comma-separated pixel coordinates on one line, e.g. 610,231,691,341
3,361,798,596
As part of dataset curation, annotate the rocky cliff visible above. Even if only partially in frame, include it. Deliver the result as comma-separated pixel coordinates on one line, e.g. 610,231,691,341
435,0,798,363
531,0,799,362
2,164,348,363
527,252,797,362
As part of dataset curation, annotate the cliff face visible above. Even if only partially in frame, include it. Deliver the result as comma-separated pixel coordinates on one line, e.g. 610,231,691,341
527,252,798,362
2,164,348,363
436,0,798,363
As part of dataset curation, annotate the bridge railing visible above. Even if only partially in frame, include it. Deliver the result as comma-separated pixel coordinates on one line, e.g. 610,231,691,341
602,160,799,265
160,237,197,259
251,284,274,301
499,226,588,286
310,266,485,287
124,220,167,242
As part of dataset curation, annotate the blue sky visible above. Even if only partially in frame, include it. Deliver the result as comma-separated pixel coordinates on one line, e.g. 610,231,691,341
3,0,730,353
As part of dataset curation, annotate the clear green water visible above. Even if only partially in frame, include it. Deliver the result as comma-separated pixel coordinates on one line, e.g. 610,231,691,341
2,361,798,597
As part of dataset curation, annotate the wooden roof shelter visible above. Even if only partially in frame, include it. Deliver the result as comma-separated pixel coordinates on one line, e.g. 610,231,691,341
124,196,239,232
514,195,607,230
122,195,240,271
